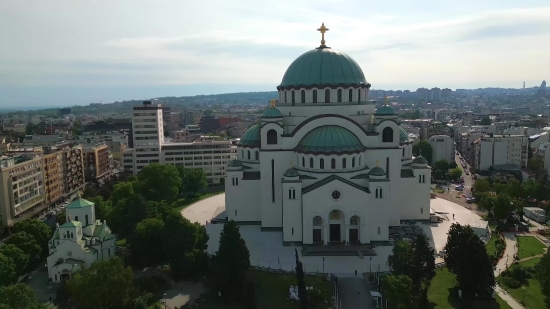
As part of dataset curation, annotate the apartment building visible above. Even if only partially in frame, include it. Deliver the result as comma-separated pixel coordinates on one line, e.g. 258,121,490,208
83,143,111,185
58,143,86,199
132,101,164,173
0,154,45,227
474,134,528,171
42,147,64,205
428,135,455,163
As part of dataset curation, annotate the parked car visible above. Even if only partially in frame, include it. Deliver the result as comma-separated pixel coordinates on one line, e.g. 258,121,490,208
455,187,464,191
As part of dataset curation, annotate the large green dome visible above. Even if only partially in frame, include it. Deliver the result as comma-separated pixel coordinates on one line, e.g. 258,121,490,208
295,125,366,154
261,107,283,118
399,127,412,144
238,124,260,147
375,105,398,115
278,48,368,90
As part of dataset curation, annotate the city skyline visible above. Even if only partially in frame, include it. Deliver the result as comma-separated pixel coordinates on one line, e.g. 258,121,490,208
1,0,549,107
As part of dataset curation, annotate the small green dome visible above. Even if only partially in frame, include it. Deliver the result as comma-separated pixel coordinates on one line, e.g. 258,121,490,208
238,124,260,147
261,107,283,118
278,48,368,89
375,105,398,115
369,166,386,176
283,168,300,177
295,125,366,154
399,127,411,144
66,198,94,209
228,159,243,167
413,156,428,165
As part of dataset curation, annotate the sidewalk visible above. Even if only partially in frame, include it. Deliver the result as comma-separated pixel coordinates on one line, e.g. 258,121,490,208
494,233,524,309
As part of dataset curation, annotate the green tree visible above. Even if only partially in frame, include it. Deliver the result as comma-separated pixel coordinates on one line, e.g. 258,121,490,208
110,181,138,206
57,210,67,225
178,167,208,196
0,254,17,287
210,220,251,301
66,257,133,309
412,140,433,164
162,213,199,279
109,194,149,237
3,232,41,264
295,248,308,309
87,196,112,222
129,218,165,268
528,157,545,176
477,195,497,215
14,219,52,256
387,234,435,294
70,119,82,136
0,244,29,276
0,284,45,309
480,117,491,125
537,251,550,308
506,179,524,199
449,167,463,180
444,223,495,298
472,178,492,199
138,164,182,202
493,193,514,221
382,274,416,309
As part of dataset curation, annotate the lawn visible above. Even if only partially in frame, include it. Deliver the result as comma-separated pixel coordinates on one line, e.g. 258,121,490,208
194,270,331,309
517,236,546,260
486,233,499,257
500,259,545,309
428,268,512,309
174,190,224,212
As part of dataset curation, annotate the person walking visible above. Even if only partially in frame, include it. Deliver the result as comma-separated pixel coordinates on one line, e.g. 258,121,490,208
453,214,455,220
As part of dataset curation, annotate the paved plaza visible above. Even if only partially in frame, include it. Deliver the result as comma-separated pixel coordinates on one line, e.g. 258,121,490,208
182,194,483,275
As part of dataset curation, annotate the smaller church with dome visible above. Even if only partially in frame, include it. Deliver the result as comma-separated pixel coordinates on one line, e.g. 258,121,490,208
225,24,431,246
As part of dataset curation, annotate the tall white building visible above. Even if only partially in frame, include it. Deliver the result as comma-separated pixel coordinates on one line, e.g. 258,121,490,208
126,102,237,183
225,37,431,245
428,135,455,163
475,135,528,171
132,101,164,173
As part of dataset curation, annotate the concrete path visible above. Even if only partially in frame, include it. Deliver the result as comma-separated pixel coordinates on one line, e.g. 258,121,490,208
494,233,524,309
336,277,376,309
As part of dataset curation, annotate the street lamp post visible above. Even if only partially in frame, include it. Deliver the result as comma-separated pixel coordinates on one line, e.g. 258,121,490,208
322,257,325,275
522,287,526,304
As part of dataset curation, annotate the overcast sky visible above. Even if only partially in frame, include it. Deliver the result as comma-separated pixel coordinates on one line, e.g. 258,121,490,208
1,0,549,107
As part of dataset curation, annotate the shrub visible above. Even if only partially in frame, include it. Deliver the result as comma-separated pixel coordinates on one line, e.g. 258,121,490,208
501,276,521,288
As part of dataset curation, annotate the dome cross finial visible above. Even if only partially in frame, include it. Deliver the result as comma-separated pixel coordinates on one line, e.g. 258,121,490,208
376,159,380,167
269,99,277,108
317,22,330,47
384,96,388,106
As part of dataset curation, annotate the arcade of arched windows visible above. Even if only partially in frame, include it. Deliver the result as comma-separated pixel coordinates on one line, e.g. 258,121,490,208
296,153,365,171
279,87,368,104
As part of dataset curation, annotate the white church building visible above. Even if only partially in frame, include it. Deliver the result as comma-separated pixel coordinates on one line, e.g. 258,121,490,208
46,198,115,282
225,27,431,246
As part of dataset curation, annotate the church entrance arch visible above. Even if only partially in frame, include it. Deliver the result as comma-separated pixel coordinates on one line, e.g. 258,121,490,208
349,216,360,243
312,216,323,244
329,210,344,243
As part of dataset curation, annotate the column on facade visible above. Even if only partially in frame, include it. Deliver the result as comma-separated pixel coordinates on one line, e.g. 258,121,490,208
324,224,329,245
345,224,350,245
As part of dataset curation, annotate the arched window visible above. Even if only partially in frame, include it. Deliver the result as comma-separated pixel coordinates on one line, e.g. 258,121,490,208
302,157,305,167
313,90,317,103
358,89,361,102
349,89,353,102
337,89,342,102
310,158,314,168
320,158,325,169
352,157,356,168
359,156,361,166
382,127,394,142
342,158,347,169
313,216,323,226
350,216,359,225
241,149,244,158
285,91,288,103
267,130,277,144
325,89,330,103
247,151,250,160
301,90,305,103
255,151,259,160
85,215,89,226
331,158,336,169
291,90,295,105
75,216,79,221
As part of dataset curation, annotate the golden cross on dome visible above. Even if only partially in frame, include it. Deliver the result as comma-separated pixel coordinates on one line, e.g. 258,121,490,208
376,160,380,167
317,22,329,47
270,99,277,108
290,161,294,167
384,96,389,106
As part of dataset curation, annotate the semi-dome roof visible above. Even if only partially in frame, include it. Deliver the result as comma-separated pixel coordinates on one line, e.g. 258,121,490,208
238,124,260,147
295,125,366,154
399,127,412,144
369,166,386,177
228,159,243,167
413,155,428,165
283,168,300,177
375,105,398,115
261,107,283,118
278,48,368,90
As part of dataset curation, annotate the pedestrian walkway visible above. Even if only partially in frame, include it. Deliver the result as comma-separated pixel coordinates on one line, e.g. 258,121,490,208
494,232,524,309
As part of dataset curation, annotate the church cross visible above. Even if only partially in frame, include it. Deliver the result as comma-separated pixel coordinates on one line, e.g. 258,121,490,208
270,99,277,108
317,22,329,47
384,96,388,106
376,159,380,167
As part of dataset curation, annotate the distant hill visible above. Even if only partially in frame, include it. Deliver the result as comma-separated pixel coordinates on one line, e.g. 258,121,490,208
6,91,279,115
